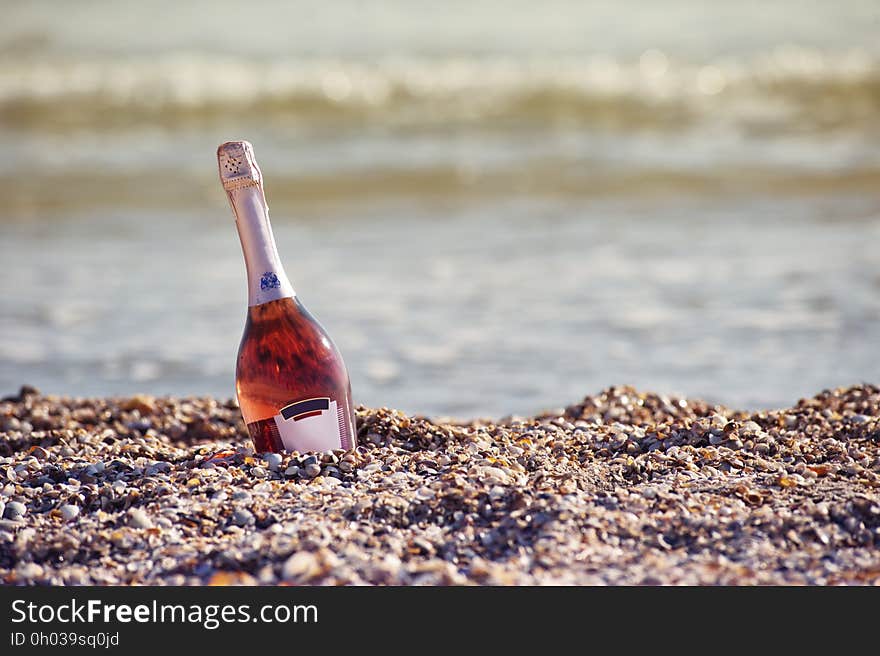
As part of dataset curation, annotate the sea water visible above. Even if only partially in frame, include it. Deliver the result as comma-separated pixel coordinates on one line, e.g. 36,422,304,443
1,0,878,416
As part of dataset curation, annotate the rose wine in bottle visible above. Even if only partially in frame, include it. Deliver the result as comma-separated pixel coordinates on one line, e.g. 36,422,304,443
217,140,356,453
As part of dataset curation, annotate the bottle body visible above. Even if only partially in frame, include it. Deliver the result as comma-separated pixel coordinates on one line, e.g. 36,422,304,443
218,140,357,454
236,297,356,453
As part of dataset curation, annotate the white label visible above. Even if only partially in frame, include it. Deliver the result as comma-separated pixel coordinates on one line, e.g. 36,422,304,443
273,397,343,452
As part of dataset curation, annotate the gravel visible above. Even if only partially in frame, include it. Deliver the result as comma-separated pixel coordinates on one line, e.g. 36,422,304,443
4,501,26,521
127,508,153,530
1,383,880,585
231,508,255,527
262,453,283,471
59,505,80,522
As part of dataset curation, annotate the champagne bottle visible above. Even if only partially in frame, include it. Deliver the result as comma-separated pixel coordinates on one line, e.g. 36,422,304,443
217,140,357,453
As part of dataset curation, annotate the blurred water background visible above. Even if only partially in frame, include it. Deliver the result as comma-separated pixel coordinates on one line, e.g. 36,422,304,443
1,1,879,417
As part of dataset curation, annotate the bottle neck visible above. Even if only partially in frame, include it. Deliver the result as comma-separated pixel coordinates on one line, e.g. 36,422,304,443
226,183,295,307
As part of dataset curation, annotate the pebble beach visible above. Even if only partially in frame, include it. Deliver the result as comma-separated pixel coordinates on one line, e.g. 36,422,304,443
1,384,879,585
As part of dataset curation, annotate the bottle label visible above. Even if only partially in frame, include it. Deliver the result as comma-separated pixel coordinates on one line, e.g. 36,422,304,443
260,397,351,453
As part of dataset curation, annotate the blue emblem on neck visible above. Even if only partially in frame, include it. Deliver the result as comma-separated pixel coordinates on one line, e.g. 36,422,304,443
260,272,281,290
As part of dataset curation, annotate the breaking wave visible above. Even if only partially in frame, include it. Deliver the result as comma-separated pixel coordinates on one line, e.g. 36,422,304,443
2,48,878,133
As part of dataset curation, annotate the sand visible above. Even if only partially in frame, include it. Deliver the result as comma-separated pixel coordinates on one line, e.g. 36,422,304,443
1,383,879,585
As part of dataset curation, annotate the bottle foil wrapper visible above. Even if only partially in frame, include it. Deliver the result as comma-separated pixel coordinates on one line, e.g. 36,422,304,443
218,141,263,191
